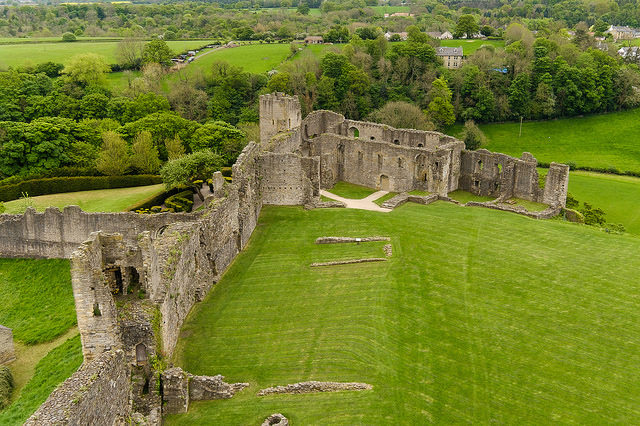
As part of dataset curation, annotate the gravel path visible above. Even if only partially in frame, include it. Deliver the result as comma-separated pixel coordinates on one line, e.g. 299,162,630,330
320,190,392,213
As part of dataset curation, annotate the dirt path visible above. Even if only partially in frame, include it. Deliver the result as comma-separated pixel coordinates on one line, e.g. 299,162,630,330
9,327,79,403
321,190,392,213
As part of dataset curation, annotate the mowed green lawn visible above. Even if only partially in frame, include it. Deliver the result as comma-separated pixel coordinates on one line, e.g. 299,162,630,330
471,108,640,173
0,40,217,67
2,184,164,214
568,171,640,234
169,203,640,424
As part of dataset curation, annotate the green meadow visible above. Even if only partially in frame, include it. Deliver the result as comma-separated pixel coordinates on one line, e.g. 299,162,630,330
466,108,640,174
168,203,640,424
0,39,217,68
568,171,640,235
440,39,504,53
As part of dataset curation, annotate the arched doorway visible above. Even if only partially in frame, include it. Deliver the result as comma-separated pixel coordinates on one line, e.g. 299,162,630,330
379,175,390,191
348,127,360,138
136,343,148,366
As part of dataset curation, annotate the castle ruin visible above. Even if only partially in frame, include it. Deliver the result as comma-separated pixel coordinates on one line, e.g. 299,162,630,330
0,93,569,424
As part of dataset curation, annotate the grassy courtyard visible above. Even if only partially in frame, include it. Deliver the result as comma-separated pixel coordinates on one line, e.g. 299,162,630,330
2,184,164,214
169,203,640,424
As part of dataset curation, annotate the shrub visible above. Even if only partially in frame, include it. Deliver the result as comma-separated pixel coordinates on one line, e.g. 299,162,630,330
0,366,14,409
462,120,486,150
0,201,4,214
127,185,187,212
165,190,194,212
62,32,76,42
0,175,162,203
221,167,232,177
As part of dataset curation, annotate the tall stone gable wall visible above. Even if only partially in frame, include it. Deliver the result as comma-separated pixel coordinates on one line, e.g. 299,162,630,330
25,350,130,425
0,206,197,259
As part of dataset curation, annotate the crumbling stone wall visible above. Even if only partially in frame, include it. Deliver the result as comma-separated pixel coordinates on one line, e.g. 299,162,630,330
162,367,248,415
0,206,197,259
233,142,263,249
25,350,130,426
260,153,319,205
459,150,569,207
0,326,15,365
301,110,464,195
259,92,301,143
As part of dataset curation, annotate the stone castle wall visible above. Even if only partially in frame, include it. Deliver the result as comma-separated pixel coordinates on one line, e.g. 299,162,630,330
459,150,569,207
259,92,302,144
300,110,568,206
0,325,15,365
0,206,197,259
7,93,569,425
25,350,131,425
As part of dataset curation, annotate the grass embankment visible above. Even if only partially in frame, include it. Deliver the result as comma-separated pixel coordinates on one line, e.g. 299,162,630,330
0,335,82,425
0,259,81,424
0,40,218,67
453,108,640,174
2,184,164,214
169,204,640,424
568,171,640,235
0,259,76,344
328,181,377,199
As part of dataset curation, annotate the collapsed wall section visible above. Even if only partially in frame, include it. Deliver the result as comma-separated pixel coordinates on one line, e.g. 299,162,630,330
25,350,130,426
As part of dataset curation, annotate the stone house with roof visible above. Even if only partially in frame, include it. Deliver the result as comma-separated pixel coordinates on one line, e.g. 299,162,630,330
436,46,463,69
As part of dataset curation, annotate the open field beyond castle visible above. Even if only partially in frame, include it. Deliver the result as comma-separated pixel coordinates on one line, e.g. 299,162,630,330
168,203,640,424
452,108,640,174
0,40,218,68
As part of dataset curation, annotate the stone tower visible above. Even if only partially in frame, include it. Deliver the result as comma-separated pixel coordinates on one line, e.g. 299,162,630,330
259,92,301,144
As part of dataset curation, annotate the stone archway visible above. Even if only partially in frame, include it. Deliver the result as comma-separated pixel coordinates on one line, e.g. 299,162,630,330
348,127,360,138
379,175,390,191
136,343,148,365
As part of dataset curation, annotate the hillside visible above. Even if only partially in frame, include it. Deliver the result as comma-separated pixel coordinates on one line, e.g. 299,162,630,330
169,203,640,424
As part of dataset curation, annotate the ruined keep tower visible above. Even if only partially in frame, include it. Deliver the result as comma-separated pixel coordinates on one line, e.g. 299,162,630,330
259,92,301,143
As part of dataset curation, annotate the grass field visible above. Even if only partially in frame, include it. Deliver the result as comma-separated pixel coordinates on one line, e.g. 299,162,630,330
168,203,640,424
568,171,640,235
0,258,80,424
373,192,397,206
0,40,217,67
440,39,504,54
0,36,123,44
370,5,411,14
2,184,164,214
0,335,82,425
452,108,640,173
0,258,75,345
328,181,377,199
